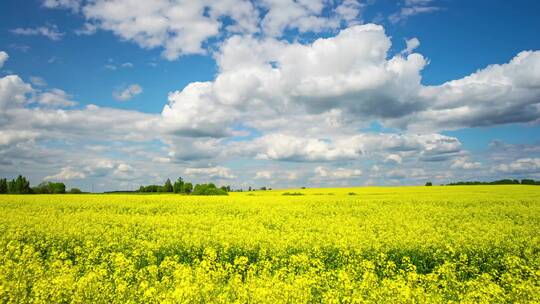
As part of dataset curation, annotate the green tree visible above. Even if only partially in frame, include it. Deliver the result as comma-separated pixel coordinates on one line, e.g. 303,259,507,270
173,177,184,193
425,182,433,186
8,175,32,194
49,182,66,194
68,188,82,194
164,178,173,192
183,182,193,194
0,178,7,194
192,183,228,196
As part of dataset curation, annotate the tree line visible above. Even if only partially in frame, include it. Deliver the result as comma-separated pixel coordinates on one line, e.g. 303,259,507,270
446,179,540,186
0,175,82,194
138,177,230,195
424,179,540,186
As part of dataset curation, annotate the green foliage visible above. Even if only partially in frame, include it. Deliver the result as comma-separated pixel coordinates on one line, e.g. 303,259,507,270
192,183,228,196
282,192,304,196
138,185,163,192
521,179,540,185
425,181,433,186
68,188,83,194
0,186,539,302
0,178,7,194
447,179,534,185
7,175,32,194
183,182,193,194
173,177,184,193
33,181,66,194
163,178,173,193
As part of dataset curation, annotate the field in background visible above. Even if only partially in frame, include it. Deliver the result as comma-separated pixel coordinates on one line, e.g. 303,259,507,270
1,186,539,303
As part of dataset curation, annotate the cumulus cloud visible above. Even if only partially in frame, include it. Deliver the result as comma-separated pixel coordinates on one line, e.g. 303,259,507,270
0,75,33,112
451,157,481,170
0,51,8,69
37,89,78,107
0,130,39,146
4,12,540,188
393,51,540,131
389,1,440,24
384,154,402,164
10,25,64,41
495,158,540,175
43,0,364,60
161,24,428,137
167,24,540,134
113,84,143,101
235,132,462,163
249,133,360,162
314,166,362,180
402,37,420,55
43,0,81,11
30,76,47,87
45,167,86,181
0,75,159,143
254,170,273,180
184,166,236,179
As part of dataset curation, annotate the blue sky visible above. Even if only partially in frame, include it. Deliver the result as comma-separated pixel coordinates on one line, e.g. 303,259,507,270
1,0,540,191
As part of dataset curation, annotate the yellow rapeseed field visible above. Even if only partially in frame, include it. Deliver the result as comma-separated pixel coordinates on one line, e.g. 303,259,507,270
1,185,539,303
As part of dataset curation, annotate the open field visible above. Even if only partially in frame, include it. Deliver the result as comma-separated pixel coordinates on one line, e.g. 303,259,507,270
1,186,539,303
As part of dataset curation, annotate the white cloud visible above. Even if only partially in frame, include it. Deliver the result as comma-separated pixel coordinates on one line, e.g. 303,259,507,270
30,76,47,87
402,37,420,55
384,154,402,164
43,0,364,60
42,0,81,11
389,1,440,24
0,130,39,146
495,158,540,175
451,157,481,170
10,25,64,41
162,24,429,138
0,75,33,112
249,133,360,162
45,167,86,181
74,22,98,35
0,51,8,69
314,166,362,180
254,170,273,179
185,166,236,179
37,88,78,107
113,84,143,101
393,50,540,131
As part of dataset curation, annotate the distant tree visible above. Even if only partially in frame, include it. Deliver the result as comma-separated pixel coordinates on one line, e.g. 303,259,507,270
192,183,228,195
260,186,267,191
425,182,433,186
248,186,252,191
164,178,173,192
33,181,66,194
68,188,82,194
0,178,7,194
521,179,540,185
173,177,184,193
8,175,32,194
50,182,66,194
183,182,193,194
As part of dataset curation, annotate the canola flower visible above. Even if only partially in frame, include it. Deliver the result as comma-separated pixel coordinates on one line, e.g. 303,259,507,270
0,185,539,303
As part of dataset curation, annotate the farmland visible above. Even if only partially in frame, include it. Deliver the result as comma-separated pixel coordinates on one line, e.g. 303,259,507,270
1,186,539,303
